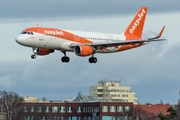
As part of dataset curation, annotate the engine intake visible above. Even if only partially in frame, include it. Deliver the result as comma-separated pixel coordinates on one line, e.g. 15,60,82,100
74,45,93,57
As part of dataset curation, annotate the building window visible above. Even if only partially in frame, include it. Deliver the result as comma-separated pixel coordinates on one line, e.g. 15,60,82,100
61,116,65,120
23,106,28,112
89,106,92,112
76,106,82,113
23,116,34,120
37,106,42,113
38,116,47,120
122,94,128,97
102,106,108,112
92,89,96,92
53,116,57,120
60,106,65,113
84,116,87,120
96,106,100,112
117,106,123,112
52,106,58,113
97,89,102,92
110,106,116,112
125,106,130,111
57,116,61,120
30,106,35,113
67,106,72,113
45,106,50,113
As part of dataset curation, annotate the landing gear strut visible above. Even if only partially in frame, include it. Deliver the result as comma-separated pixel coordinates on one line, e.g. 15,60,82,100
61,51,70,63
31,47,38,59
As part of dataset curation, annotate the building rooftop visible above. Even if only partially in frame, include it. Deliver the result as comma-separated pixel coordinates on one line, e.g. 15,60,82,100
135,104,171,116
73,93,99,102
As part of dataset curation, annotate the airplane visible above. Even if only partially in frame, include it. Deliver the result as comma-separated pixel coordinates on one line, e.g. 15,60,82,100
15,7,165,63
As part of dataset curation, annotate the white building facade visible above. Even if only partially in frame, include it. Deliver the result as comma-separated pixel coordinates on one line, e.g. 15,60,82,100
89,80,138,104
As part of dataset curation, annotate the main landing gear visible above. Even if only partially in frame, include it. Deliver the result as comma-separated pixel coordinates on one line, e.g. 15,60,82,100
88,53,97,63
89,57,97,63
60,51,97,63
61,51,70,63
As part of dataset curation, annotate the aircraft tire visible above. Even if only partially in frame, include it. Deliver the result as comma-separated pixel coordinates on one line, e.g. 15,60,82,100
92,57,97,63
61,56,70,63
31,55,36,59
89,57,97,63
65,57,70,63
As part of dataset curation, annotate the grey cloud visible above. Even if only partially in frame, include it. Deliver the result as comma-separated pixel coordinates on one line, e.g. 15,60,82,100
0,0,180,20
0,74,17,88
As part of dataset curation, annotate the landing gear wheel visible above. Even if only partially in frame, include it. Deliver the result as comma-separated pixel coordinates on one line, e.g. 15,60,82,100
61,56,70,63
92,57,97,63
31,55,36,59
89,57,93,63
65,57,70,62
89,57,97,63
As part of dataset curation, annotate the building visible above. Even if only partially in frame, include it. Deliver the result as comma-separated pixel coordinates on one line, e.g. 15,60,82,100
19,101,133,120
19,95,172,120
23,96,39,102
89,80,138,104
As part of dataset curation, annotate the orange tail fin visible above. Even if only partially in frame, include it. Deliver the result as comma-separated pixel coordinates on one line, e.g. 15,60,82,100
124,7,148,39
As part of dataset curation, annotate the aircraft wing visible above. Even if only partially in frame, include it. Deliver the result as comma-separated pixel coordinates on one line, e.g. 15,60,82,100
70,26,166,48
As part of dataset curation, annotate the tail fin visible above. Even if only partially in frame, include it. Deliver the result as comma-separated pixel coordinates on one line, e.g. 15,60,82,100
124,7,148,39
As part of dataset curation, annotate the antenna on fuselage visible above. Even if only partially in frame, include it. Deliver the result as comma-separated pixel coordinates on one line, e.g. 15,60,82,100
36,24,39,27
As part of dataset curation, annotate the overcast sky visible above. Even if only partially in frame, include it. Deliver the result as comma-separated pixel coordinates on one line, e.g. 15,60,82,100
0,0,180,104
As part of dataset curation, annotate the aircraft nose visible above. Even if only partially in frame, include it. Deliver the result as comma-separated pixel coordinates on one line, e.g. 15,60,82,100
15,35,27,45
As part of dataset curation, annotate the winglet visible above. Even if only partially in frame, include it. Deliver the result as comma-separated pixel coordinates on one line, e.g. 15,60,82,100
158,26,165,38
148,26,166,40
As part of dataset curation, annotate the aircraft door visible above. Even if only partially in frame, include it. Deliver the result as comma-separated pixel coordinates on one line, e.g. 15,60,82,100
38,29,44,41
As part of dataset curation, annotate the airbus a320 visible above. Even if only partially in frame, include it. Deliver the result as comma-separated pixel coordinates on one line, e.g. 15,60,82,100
16,7,165,63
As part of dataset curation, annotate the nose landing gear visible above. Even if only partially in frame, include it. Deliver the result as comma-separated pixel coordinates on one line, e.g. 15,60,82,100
31,54,36,59
31,47,38,59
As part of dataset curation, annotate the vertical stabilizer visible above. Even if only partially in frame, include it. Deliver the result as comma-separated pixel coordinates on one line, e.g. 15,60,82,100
124,7,148,39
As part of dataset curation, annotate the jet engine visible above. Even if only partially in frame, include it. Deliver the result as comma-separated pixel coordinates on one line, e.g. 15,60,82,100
74,45,93,57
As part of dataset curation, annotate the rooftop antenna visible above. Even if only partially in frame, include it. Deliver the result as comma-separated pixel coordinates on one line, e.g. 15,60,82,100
36,24,39,27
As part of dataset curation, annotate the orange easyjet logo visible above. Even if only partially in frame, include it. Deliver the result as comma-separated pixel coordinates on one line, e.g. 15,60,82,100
129,8,146,34
44,30,64,36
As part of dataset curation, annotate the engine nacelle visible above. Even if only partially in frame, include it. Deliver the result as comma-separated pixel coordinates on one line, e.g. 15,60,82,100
74,45,93,57
33,48,54,56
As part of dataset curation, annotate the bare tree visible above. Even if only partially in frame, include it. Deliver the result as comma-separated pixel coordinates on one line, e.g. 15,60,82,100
177,99,180,120
119,105,157,120
0,91,23,120
42,97,47,102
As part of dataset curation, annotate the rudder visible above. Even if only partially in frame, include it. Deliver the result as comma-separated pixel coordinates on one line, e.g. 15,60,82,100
124,7,148,39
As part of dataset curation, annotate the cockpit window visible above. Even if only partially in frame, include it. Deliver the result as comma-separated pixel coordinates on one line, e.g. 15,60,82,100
20,31,34,35
21,31,27,34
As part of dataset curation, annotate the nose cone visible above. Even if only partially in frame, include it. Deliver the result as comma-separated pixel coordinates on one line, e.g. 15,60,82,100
15,35,27,45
